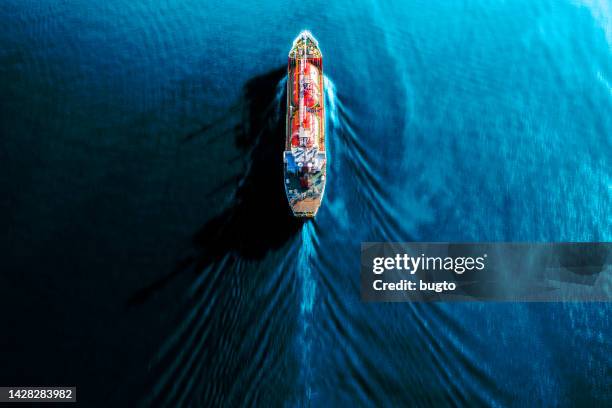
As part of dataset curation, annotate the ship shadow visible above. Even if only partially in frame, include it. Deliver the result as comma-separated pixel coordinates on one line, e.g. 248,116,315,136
128,67,304,306
192,67,304,260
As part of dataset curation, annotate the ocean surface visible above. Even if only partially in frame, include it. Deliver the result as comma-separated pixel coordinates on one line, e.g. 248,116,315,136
1,0,611,406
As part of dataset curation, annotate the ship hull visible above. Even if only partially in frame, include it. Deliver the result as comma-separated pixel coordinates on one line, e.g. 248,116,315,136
283,31,326,218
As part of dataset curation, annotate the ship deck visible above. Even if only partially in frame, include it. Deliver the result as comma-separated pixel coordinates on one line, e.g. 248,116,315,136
285,170,324,216
284,31,326,218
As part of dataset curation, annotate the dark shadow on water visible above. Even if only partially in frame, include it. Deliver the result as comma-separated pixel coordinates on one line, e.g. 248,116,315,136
128,67,304,306
128,67,305,406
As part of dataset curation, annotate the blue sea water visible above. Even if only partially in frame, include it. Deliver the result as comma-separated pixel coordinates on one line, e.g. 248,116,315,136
0,0,611,406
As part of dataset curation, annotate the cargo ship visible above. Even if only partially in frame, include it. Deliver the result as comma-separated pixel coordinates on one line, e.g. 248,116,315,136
284,31,326,218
